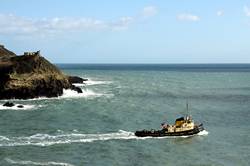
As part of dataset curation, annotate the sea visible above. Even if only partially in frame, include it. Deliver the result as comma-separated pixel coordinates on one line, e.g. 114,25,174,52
0,64,250,166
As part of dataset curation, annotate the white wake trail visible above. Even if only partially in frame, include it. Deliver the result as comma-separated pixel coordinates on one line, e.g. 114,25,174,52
0,130,135,147
0,130,208,147
5,158,74,166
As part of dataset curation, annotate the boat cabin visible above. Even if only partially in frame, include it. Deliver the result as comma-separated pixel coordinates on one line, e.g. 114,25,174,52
164,116,195,133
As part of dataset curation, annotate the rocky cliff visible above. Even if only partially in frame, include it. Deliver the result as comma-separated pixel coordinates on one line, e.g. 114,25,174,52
0,45,16,58
0,45,82,99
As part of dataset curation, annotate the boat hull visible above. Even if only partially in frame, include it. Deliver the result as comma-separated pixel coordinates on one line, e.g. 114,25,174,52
135,124,204,137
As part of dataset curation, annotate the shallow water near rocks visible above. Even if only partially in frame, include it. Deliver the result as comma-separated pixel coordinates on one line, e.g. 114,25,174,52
0,64,250,166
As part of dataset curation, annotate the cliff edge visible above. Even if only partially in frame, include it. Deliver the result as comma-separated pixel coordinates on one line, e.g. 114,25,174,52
0,45,82,99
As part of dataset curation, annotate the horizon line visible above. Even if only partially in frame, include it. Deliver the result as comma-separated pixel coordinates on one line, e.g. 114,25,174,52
54,63,250,65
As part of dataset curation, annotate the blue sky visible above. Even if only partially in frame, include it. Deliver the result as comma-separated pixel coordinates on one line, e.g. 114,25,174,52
1,0,250,63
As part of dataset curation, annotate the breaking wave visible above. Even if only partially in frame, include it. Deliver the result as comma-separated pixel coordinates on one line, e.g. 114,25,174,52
60,89,104,98
1,88,113,101
0,130,208,147
85,80,112,86
73,80,112,87
0,78,113,101
73,79,112,87
59,88,113,99
5,158,74,166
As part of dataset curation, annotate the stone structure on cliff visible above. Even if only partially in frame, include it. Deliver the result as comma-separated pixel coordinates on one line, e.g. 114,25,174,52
0,45,83,99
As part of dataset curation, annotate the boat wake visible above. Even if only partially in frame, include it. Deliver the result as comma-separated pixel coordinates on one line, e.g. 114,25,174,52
0,130,135,147
197,130,209,136
5,158,74,166
0,130,208,147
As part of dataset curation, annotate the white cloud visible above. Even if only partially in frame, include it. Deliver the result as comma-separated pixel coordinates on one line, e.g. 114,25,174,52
216,10,224,16
0,14,109,35
0,14,132,35
177,13,200,22
141,6,158,18
111,17,134,31
0,6,157,36
0,14,38,34
244,6,250,17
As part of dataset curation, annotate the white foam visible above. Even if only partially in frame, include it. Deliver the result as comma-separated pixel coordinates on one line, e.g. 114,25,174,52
0,104,37,110
73,79,112,87
60,89,103,99
85,79,112,86
197,130,209,136
72,79,112,87
72,83,86,87
0,129,208,147
0,130,134,147
0,88,112,101
5,158,75,166
0,136,10,141
72,129,78,132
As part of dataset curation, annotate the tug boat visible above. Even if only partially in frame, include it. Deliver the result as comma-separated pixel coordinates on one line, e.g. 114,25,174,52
135,104,204,137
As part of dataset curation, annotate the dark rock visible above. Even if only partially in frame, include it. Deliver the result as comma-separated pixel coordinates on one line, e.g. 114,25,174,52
71,85,83,93
3,102,15,107
0,45,16,58
0,45,83,99
17,105,24,108
68,76,88,84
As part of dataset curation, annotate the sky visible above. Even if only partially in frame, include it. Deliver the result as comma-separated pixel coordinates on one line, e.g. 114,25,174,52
1,0,250,63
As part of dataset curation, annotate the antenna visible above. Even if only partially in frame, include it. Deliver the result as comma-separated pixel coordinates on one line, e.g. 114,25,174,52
186,100,189,118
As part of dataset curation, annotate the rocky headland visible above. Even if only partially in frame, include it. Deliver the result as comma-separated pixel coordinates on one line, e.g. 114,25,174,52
0,45,84,99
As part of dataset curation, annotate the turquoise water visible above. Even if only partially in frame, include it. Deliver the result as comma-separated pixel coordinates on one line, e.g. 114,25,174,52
0,64,250,166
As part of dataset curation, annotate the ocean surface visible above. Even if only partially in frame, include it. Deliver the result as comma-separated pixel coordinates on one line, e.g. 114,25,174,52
0,64,250,166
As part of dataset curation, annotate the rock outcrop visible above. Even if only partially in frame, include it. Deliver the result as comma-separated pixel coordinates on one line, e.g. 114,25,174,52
0,45,82,99
2,102,24,108
0,45,16,58
3,102,15,107
68,76,88,84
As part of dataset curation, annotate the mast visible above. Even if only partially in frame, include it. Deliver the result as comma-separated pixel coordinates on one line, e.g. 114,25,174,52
186,100,189,118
